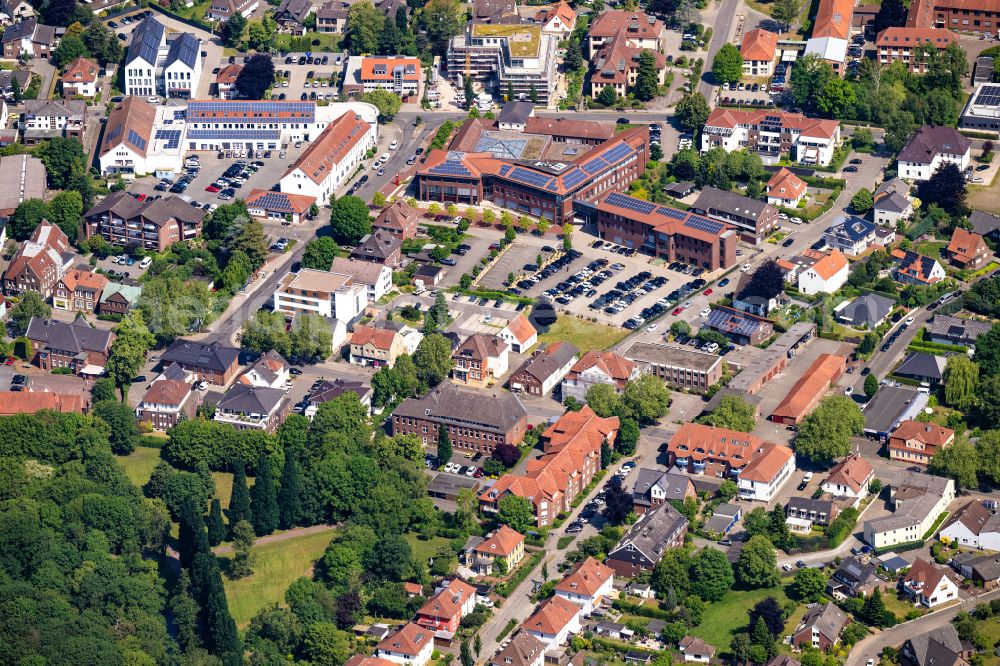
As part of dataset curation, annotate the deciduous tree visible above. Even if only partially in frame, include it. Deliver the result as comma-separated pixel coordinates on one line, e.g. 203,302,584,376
497,494,534,533
794,395,864,463
735,535,780,588
235,54,275,101
330,195,372,243
302,237,340,270
690,547,734,601
712,43,743,84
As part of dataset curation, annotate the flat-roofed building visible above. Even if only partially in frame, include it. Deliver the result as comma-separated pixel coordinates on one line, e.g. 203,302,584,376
622,341,724,391
273,269,368,324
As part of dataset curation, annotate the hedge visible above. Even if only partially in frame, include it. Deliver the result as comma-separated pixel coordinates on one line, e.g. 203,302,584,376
906,340,969,355
612,598,672,620
494,550,544,597
875,539,924,555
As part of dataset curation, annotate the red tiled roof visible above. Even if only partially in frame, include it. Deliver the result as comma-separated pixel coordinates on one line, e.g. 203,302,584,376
824,453,873,494
876,27,955,48
741,28,778,61
351,324,398,351
946,228,989,266
360,57,421,82
588,10,664,39
524,595,579,634
216,63,243,84
738,442,794,483
705,107,840,141
813,0,854,40
667,422,768,469
0,391,85,414
568,350,636,383
475,525,525,557
285,112,371,185
60,268,108,294
890,419,954,449
61,56,98,83
771,354,846,422
767,167,807,202
141,379,193,407
377,622,432,657
810,250,849,280
504,313,537,345
555,557,614,596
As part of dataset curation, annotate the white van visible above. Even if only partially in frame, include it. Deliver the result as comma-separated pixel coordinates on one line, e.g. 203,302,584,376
918,382,931,394
139,256,152,269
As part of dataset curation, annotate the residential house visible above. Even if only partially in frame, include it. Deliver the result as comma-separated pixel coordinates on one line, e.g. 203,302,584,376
587,10,665,53
489,633,545,666
160,340,240,385
944,227,991,270
897,125,971,181
163,33,202,98
376,622,434,666
622,341,725,392
823,216,877,256
534,1,576,37
903,558,959,607
496,101,534,131
350,325,407,368
927,315,993,347
316,1,350,33
894,352,947,386
393,382,527,452
452,334,509,386
786,497,839,528
280,112,377,203
135,377,201,431
692,186,779,245
900,625,970,666
874,191,914,226
667,422,772,479
970,210,1000,242
61,56,99,97
736,442,796,502
741,28,779,76
238,350,290,389
678,637,715,663
305,377,373,417
766,167,808,208
770,354,846,425
329,257,392,301
702,108,842,166
83,192,207,251
206,0,260,21
631,468,696,514
835,293,896,329
274,0,315,32
508,341,579,397
0,69,30,98
244,189,316,224
413,265,444,289
473,0,517,21
3,221,71,298
215,63,242,99
2,19,57,59
123,18,165,97
561,350,639,402
347,657,398,666
373,199,421,239
273,269,367,325
99,282,141,317
590,31,668,100
415,577,477,636
594,622,633,641
893,248,946,285
554,557,615,615
791,602,848,650
213,384,288,434
25,317,114,376
499,313,537,353
766,657,801,666
53,269,108,313
0,0,34,21
480,406,616,526
522,595,581,648
863,471,955,548
471,525,525,576
940,500,1000,550
798,249,849,295
706,306,774,345
826,557,891,599
952,552,1000,584
822,453,874,501
606,502,689,577
350,229,403,269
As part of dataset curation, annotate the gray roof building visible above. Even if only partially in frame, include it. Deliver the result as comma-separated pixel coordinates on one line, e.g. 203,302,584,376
953,552,1000,583
489,632,545,666
835,293,895,329
970,210,1000,238
827,557,887,597
607,502,688,574
497,101,534,128
217,383,284,415
622,341,723,376
307,377,372,406
875,191,911,215
901,624,968,666
351,229,401,263
25,317,113,356
898,125,971,167
692,185,777,239
631,468,694,510
162,340,240,374
862,386,928,438
927,315,993,347
394,382,527,434
703,502,741,535
796,602,848,646
85,191,208,230
895,351,947,384
874,177,910,201
127,17,165,67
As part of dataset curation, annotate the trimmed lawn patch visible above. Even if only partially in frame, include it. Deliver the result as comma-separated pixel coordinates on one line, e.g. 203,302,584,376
538,316,627,353
405,533,455,571
688,584,793,653
222,529,335,627
116,447,163,488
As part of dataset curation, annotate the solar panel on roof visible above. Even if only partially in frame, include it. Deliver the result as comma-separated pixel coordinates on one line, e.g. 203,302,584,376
605,192,655,214
656,207,687,220
975,85,1000,106
188,129,281,140
602,143,633,164
707,309,760,337
684,216,724,234
580,156,609,175
560,168,588,190
252,192,294,211
508,167,552,189
429,162,472,177
498,164,512,176
155,128,182,149
107,124,123,142
127,129,147,151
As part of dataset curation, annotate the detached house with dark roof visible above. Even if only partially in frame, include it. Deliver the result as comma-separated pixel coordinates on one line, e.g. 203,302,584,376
607,503,688,577
826,557,891,599
160,339,241,386
792,602,848,651
897,125,971,181
824,216,877,256
631,468,695,514
927,314,993,347
940,500,1000,550
489,633,545,666
835,293,896,329
163,33,202,98
508,341,578,396
2,18,57,59
25,317,115,376
214,384,289,433
894,352,947,386
124,18,166,98
901,625,970,666
136,374,201,431
350,229,402,268
692,186,779,245
903,558,959,607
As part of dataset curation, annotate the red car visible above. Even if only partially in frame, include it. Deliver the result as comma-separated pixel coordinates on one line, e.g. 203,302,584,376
205,184,220,193
704,288,713,296
672,307,684,315
4,356,14,366
135,193,147,202
473,467,484,478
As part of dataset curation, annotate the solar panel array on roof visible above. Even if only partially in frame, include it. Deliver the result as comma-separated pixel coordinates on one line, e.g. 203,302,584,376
684,216,724,234
428,162,472,177
188,129,281,140
250,192,295,212
127,17,165,67
508,166,553,189
602,143,633,164
173,109,186,119
107,123,123,143
707,308,761,337
498,164,512,176
975,85,1000,106
581,156,609,175
155,129,182,149
166,32,200,69
656,207,686,220
127,129,147,151
560,168,588,190
187,101,315,121
605,192,655,214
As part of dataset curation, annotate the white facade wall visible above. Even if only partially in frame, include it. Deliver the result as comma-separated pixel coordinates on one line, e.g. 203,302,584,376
737,454,795,502
898,149,971,181
125,57,159,97
278,121,376,202
798,263,848,295
164,57,201,98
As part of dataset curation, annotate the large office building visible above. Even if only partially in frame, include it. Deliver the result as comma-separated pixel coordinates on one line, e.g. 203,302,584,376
342,56,422,97
124,17,202,98
279,111,376,203
701,108,842,166
446,23,558,105
906,0,1000,35
595,192,738,270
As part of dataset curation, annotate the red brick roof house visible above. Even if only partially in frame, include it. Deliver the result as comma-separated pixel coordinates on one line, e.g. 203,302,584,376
903,558,960,607
373,199,420,239
888,420,955,466
414,577,477,635
376,622,434,666
944,228,991,270
792,602,848,651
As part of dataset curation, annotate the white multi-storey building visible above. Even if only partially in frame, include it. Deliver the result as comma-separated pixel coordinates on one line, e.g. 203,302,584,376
701,108,842,166
273,269,368,325
897,125,971,181
278,111,375,202
124,17,166,97
163,33,202,99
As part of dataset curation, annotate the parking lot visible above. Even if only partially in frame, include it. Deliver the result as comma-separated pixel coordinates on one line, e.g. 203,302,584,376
478,240,561,291
218,52,351,103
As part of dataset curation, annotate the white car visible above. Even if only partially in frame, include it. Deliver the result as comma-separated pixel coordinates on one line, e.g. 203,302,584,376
700,307,711,318
389,140,399,150
372,161,381,170
647,323,658,332
778,213,789,220
684,299,695,308
790,217,803,224
803,472,813,482
380,152,390,161
196,381,208,391
741,263,752,272
905,316,915,325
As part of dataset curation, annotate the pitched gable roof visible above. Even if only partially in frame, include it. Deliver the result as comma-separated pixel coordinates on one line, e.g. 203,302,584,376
454,333,507,362
738,442,794,483
351,324,398,351
898,125,971,165
569,350,635,383
741,28,778,61
100,96,156,158
285,112,371,184
946,227,989,265
767,167,807,201
798,602,848,642
555,557,614,597
824,453,873,494
524,595,579,635
474,525,524,557
810,249,849,280
503,313,537,345
26,317,114,354
941,500,992,537
377,622,431,657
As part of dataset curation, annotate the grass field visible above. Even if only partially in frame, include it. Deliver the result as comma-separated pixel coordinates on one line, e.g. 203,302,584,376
914,240,948,261
968,173,1000,214
222,529,335,627
688,584,794,653
116,447,163,488
538,315,627,353
405,533,455,571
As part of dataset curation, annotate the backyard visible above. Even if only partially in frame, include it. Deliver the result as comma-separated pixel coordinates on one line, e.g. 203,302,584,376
688,583,795,653
538,315,627,353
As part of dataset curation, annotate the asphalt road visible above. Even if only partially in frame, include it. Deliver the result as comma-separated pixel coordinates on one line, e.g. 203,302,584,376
698,0,741,101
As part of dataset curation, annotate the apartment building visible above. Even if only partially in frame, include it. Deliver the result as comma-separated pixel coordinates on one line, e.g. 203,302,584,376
329,257,393,301
561,349,640,402
160,340,240,386
876,27,955,72
888,420,955,466
273,269,367,325
590,31,667,99
897,125,971,180
23,99,86,146
213,384,289,433
446,23,558,105
135,375,201,430
124,17,166,97
692,186,780,245
349,324,407,368
736,442,796,502
163,33,202,99
53,269,108,313
279,111,376,203
343,56,421,97
83,192,206,251
863,471,954,548
667,422,775,478
622,341,724,392
25,317,114,375
701,108,842,166
606,503,689,576
741,28,779,76
2,221,72,298
452,334,509,386
587,10,665,52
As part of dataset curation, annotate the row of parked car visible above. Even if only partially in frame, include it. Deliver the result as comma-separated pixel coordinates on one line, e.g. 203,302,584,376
591,239,638,257
511,248,583,294
205,160,264,201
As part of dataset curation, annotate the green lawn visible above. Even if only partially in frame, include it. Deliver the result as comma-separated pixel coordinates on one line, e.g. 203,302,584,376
688,584,794,653
405,533,455,571
914,240,948,261
116,447,163,488
979,617,1000,666
538,315,627,353
222,529,335,627
274,32,343,53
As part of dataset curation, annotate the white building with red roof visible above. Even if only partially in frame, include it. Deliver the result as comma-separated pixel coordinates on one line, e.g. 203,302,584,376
280,111,376,202
741,29,779,77
903,558,959,607
61,56,99,97
797,249,849,295
244,189,316,224
767,168,808,208
343,56,422,97
522,595,582,648
415,577,478,636
822,453,874,500
534,1,576,37
736,442,796,502
376,623,434,666
702,108,842,166
215,63,242,99
561,350,640,402
554,557,615,615
499,313,537,353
